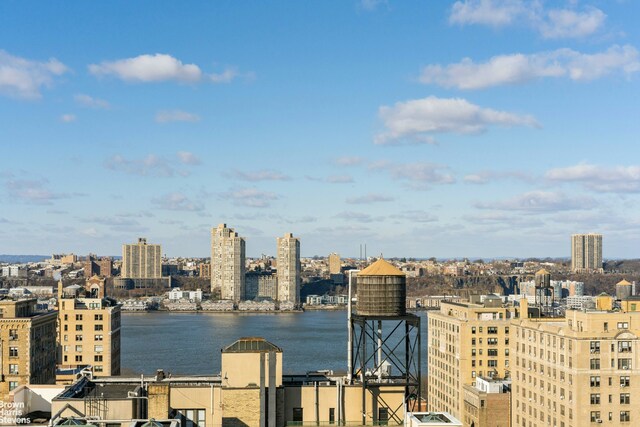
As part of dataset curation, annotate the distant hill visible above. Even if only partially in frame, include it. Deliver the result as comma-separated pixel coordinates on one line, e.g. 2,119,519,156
0,255,48,263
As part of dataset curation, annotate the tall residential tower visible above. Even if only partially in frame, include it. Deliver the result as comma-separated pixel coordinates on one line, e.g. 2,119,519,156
571,233,603,273
211,224,246,301
276,233,300,304
122,237,161,279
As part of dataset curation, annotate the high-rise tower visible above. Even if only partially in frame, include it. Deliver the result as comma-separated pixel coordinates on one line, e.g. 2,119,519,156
276,233,300,304
571,233,603,273
122,237,161,279
211,224,246,301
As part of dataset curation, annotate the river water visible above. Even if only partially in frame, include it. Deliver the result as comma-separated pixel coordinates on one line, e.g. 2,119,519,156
121,311,428,376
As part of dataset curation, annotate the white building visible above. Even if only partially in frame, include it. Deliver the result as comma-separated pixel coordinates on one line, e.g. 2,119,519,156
276,233,300,304
211,224,245,301
167,287,203,302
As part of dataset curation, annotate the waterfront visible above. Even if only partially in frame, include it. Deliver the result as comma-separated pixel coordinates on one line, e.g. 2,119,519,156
121,310,428,375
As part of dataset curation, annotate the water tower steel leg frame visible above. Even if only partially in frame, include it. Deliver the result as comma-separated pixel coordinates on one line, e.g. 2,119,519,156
350,313,421,425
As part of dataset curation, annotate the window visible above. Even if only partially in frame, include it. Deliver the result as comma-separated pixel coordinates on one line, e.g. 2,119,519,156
9,329,18,340
590,341,600,354
472,338,476,345
618,359,632,370
176,409,206,427
488,349,498,356
620,411,630,422
488,327,498,334
590,376,601,387
590,411,601,422
620,376,630,387
479,327,483,333
505,327,509,334
94,365,103,372
94,345,103,353
329,408,335,425
618,341,632,353
95,314,103,321
75,334,83,341
292,408,303,423
378,408,389,426
488,360,498,367
95,334,103,341
75,355,83,362
76,314,83,321
95,324,103,331
591,394,600,404
9,347,18,357
75,345,83,352
590,359,601,369
95,355,103,362
472,327,476,334
488,338,498,345
617,322,629,330
75,325,83,331
620,393,630,404
64,325,68,331
9,364,18,374
9,382,18,391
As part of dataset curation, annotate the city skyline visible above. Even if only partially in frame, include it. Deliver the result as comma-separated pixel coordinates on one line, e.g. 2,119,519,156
1,1,640,258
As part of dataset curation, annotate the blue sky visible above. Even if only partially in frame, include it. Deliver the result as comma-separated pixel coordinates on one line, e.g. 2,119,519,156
1,0,639,259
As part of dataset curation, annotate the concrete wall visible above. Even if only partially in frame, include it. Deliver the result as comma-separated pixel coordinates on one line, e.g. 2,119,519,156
222,352,282,388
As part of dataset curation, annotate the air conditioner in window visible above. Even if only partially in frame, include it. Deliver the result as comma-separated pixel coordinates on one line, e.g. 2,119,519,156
623,366,629,370
596,420,602,424
621,384,626,388
560,396,564,400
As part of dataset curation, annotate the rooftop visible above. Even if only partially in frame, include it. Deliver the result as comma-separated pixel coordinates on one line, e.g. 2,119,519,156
358,258,405,277
222,337,282,353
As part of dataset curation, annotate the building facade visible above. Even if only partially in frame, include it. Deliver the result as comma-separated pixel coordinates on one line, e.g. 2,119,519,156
571,233,603,273
245,271,278,301
328,253,341,275
57,280,121,377
428,298,518,420
0,299,57,400
211,224,246,301
122,238,161,279
276,233,300,304
512,305,640,427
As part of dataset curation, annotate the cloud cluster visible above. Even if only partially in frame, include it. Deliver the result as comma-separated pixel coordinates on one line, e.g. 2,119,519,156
227,169,291,182
369,161,456,190
346,193,394,204
221,187,279,208
105,152,201,177
5,178,78,204
89,53,242,84
449,0,606,39
475,190,596,212
0,50,69,99
151,192,204,211
75,93,110,109
375,96,539,144
420,45,640,90
545,163,640,193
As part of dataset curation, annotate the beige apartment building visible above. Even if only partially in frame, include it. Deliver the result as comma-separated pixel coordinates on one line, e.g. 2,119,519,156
211,224,246,301
57,279,121,378
571,233,603,273
50,336,407,427
428,296,518,420
276,233,300,304
0,299,57,400
328,252,341,275
122,237,162,278
512,300,640,427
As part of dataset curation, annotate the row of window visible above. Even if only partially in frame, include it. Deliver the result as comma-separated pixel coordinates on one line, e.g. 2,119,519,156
62,334,104,342
590,393,631,404
471,326,509,334
64,314,104,321
63,324,104,331
590,358,632,370
590,341,633,353
590,376,631,387
590,411,630,422
62,345,104,353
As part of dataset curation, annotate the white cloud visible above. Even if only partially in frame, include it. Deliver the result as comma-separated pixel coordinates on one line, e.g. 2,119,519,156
151,192,204,211
176,151,202,165
420,45,640,89
227,169,291,182
375,96,538,144
210,67,238,83
449,0,528,27
475,190,596,212
105,152,200,177
60,114,77,123
89,53,245,85
463,170,534,184
539,7,606,39
334,156,364,166
4,178,77,205
221,187,279,208
335,211,378,223
545,163,640,193
155,110,200,123
89,54,202,83
369,161,455,190
395,210,438,223
0,50,69,99
345,193,394,204
449,0,607,39
74,94,110,109
327,174,354,184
